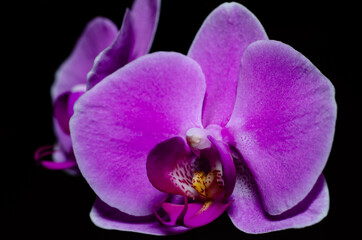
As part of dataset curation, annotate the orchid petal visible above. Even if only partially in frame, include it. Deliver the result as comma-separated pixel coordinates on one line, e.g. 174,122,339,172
53,88,84,134
228,154,329,233
87,0,161,89
147,137,198,199
34,143,78,173
67,86,85,117
70,52,206,216
34,144,77,171
227,40,336,215
41,159,77,170
188,2,268,127
158,198,232,228
90,198,189,236
51,17,118,100
208,136,236,199
157,199,232,229
183,201,233,228
130,0,160,59
160,200,187,226
153,196,189,227
53,118,72,154
53,92,71,134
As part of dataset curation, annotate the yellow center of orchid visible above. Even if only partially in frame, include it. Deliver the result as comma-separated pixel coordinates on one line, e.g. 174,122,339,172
192,170,223,201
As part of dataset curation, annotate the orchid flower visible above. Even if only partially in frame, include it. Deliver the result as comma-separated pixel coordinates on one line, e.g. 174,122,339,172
70,2,336,235
34,0,160,172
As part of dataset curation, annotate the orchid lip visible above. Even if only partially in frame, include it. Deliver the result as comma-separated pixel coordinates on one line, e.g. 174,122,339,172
147,133,236,228
156,129,236,228
185,127,232,202
153,196,188,226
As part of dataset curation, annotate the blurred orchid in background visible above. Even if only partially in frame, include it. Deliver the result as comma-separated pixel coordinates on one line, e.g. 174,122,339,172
34,0,160,173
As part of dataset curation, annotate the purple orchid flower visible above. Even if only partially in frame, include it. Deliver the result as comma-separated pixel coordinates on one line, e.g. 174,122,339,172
70,2,336,235
34,0,160,172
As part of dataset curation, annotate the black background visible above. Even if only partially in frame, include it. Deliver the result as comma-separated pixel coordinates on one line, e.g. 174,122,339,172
3,0,359,239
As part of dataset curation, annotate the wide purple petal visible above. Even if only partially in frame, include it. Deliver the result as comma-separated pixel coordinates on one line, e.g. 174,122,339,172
227,154,329,233
188,2,268,127
51,17,118,100
90,198,189,236
227,40,336,215
87,0,160,89
70,52,206,216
